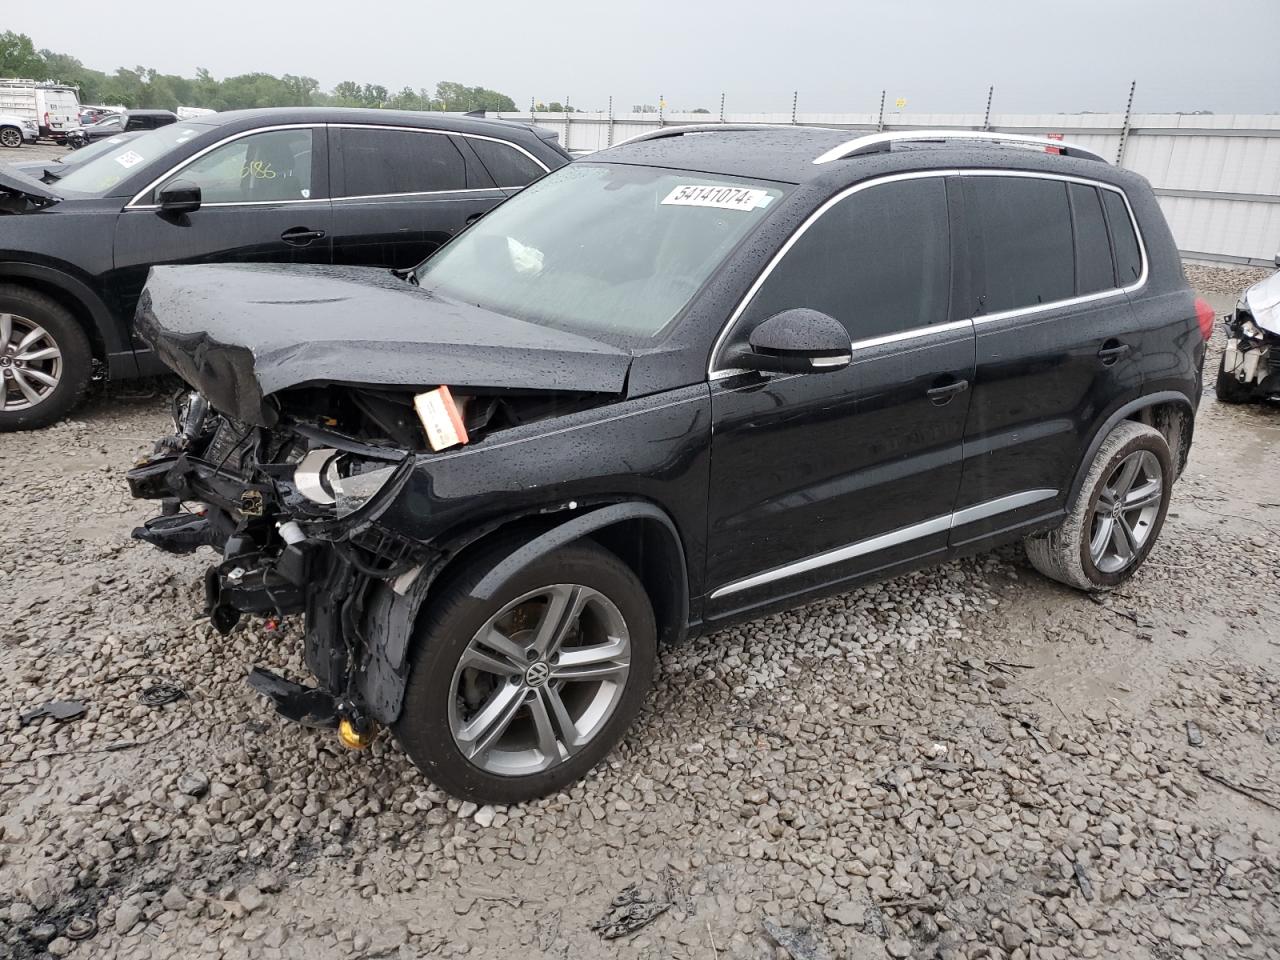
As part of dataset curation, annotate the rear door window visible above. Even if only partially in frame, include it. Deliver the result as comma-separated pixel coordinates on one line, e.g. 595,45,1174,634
339,127,467,197
1068,183,1115,294
1102,189,1143,285
466,137,545,187
965,176,1075,315
739,177,951,342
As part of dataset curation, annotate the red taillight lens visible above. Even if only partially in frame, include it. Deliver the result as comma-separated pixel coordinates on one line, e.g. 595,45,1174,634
1194,297,1215,341
44,111,49,126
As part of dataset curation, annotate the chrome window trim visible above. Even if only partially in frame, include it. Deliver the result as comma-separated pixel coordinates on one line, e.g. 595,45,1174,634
708,488,1057,599
125,122,322,209
125,121,548,209
707,168,1149,380
332,187,507,203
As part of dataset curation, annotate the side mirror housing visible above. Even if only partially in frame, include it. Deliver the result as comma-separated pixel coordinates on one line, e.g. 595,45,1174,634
1273,251,1279,269
731,309,852,374
156,180,201,214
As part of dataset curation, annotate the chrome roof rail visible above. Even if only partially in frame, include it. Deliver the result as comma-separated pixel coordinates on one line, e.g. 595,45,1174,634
613,123,799,147
812,130,1107,165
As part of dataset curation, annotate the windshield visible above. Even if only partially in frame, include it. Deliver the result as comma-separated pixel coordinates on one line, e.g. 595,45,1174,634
55,122,213,196
54,133,137,169
414,163,787,340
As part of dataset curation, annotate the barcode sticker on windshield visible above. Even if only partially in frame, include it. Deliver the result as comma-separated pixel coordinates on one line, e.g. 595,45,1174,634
115,150,145,169
661,184,770,211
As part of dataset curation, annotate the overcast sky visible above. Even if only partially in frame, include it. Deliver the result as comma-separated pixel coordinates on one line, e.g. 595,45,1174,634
7,0,1279,114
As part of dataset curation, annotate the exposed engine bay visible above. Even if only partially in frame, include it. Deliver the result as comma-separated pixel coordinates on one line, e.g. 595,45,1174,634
126,383,609,739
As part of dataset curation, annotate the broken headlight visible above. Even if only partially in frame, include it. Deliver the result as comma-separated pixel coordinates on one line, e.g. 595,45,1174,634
294,448,405,519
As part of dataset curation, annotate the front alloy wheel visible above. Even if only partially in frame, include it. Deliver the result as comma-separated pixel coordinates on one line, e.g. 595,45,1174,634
395,540,656,803
449,584,631,776
0,127,22,148
1,313,64,412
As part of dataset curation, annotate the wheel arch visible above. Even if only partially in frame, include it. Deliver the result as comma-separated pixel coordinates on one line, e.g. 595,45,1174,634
356,500,690,723
0,262,125,367
1067,391,1195,505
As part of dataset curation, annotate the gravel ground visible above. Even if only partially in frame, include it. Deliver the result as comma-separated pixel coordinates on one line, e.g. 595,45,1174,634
1,267,1278,960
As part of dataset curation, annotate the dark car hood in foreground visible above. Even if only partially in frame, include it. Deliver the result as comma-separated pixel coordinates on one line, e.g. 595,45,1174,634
136,263,633,427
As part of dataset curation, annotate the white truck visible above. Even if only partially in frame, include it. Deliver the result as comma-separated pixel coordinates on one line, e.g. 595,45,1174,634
0,78,81,142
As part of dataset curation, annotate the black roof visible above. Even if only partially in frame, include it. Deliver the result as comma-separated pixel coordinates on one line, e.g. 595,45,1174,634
191,107,553,142
591,127,1132,189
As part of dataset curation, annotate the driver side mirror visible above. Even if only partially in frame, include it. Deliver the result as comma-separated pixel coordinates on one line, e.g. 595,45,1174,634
730,309,852,374
156,180,201,215
1274,251,1279,269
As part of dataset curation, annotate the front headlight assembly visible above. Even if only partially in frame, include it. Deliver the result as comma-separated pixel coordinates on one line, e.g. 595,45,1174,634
294,448,406,519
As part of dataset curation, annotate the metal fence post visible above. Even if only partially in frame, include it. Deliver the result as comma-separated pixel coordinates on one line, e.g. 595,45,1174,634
564,94,571,149
607,95,614,147
1116,80,1136,166
877,90,885,132
791,90,798,124
983,85,994,131
719,92,725,123
658,94,664,128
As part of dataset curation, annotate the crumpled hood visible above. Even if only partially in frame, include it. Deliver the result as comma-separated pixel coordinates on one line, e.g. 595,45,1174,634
136,263,633,427
0,166,61,203
1245,269,1280,337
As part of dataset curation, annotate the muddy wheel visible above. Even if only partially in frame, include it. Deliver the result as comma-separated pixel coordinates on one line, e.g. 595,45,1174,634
0,126,22,149
1215,351,1253,404
1024,421,1172,591
0,286,93,431
394,540,656,803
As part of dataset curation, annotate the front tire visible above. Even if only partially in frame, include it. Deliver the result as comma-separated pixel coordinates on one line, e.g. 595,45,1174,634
1025,420,1172,591
394,540,657,803
0,285,93,431
1215,351,1253,404
0,126,22,149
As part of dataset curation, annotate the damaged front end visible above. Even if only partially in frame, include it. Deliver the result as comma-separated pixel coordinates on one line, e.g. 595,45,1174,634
1220,269,1280,401
128,388,424,738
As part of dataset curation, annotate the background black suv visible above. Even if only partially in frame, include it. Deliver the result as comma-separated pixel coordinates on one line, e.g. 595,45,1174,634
127,127,1212,803
0,107,570,429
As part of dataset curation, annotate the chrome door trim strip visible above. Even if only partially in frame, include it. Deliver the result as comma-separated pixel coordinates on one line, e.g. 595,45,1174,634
949,488,1057,527
707,169,1148,379
332,187,507,202
708,488,1058,600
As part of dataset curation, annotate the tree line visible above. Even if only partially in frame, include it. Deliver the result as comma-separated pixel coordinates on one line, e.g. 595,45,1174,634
0,30,517,112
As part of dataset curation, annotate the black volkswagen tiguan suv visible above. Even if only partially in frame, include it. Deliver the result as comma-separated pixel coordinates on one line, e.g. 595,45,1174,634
127,126,1213,803
0,107,569,429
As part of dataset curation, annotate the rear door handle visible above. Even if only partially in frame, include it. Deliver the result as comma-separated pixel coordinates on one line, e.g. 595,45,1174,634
1097,340,1131,365
281,227,326,246
926,378,969,405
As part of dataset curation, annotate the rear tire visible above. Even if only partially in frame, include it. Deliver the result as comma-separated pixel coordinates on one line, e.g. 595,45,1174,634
394,539,656,803
1215,351,1253,404
1025,421,1172,591
0,126,22,149
0,285,93,431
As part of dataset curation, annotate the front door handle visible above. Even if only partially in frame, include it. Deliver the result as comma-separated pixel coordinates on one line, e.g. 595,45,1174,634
1097,340,1131,365
281,227,326,246
926,378,969,405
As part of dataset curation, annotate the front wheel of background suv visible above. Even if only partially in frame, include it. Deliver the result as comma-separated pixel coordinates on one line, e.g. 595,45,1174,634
394,540,657,804
0,285,93,431
1024,420,1173,592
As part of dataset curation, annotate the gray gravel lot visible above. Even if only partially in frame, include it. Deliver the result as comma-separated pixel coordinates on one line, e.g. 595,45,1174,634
1,264,1277,960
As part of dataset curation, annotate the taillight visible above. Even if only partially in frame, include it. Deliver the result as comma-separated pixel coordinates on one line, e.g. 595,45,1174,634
1194,297,1215,341
44,111,49,127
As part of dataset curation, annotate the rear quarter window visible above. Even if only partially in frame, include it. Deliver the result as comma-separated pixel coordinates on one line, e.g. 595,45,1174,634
466,137,545,187
1102,189,1143,285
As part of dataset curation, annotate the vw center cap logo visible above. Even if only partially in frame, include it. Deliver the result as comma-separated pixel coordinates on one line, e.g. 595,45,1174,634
524,661,551,687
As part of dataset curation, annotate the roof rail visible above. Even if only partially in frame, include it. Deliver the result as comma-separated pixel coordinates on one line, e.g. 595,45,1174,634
812,130,1107,165
613,123,796,147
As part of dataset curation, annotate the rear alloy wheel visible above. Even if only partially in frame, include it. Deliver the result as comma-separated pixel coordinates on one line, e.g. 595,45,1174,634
0,126,22,148
1025,420,1173,591
395,540,656,803
0,286,93,431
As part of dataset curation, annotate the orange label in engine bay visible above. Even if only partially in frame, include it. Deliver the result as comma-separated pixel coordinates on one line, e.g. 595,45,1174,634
414,385,470,451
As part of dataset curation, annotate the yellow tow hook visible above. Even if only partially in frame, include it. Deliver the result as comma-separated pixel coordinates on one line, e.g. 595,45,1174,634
337,712,377,751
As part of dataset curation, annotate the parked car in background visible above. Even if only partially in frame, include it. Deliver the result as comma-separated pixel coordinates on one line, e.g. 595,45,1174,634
1217,253,1280,404
124,126,1210,803
79,105,123,125
6,131,144,180
0,107,570,429
68,109,178,148
0,79,81,142
0,112,39,148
